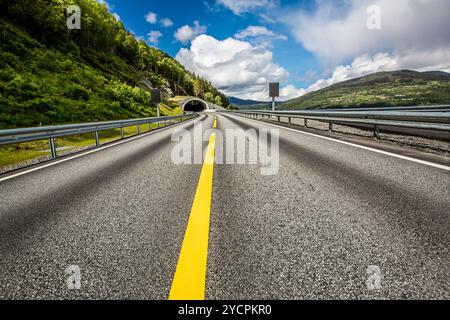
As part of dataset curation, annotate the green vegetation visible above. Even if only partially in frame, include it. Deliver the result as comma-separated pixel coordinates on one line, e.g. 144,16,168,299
0,0,228,130
281,70,450,110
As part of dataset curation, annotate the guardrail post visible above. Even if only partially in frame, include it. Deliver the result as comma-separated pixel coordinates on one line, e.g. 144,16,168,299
49,137,57,159
94,131,100,147
277,116,280,122
329,122,333,132
373,125,381,139
305,119,308,128
289,117,292,125
120,127,124,139
137,125,141,134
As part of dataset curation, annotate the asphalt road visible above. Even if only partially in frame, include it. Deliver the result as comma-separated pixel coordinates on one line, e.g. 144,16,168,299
0,112,448,299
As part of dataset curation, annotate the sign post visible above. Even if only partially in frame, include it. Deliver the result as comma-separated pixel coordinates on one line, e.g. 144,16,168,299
151,88,162,117
269,83,279,111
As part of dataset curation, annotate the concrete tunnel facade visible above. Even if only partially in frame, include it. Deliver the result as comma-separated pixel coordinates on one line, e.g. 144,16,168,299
181,98,210,112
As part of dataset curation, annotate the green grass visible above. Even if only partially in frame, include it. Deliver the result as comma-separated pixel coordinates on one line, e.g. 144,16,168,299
0,141,51,167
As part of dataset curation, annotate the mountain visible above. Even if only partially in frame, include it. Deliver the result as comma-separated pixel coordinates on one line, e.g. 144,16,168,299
0,0,228,129
228,96,268,108
280,70,450,110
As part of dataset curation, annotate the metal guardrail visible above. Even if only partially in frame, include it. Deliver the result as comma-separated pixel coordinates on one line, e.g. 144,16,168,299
226,109,450,139
310,105,450,112
0,114,198,159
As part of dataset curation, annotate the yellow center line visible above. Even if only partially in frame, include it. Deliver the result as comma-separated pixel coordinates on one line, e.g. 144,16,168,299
169,131,216,300
213,116,217,128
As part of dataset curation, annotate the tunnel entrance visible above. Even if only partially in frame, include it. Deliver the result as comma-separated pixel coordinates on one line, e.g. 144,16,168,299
183,100,208,112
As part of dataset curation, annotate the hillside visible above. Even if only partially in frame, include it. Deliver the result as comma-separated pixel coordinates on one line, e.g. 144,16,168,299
228,96,268,108
281,70,450,110
0,0,228,129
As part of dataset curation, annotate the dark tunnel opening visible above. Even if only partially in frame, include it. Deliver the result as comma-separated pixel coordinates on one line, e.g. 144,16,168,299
183,100,207,112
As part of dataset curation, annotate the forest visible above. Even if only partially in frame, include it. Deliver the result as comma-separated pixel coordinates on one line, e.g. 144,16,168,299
0,0,229,129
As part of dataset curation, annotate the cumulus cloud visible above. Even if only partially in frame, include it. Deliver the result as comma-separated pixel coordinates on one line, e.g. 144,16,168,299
160,18,174,28
287,50,450,100
286,0,450,67
174,21,207,44
216,0,276,15
177,0,450,102
145,12,157,24
176,34,290,100
147,30,163,45
235,26,287,41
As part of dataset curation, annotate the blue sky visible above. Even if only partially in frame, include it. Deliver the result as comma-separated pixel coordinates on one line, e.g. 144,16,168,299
101,0,450,101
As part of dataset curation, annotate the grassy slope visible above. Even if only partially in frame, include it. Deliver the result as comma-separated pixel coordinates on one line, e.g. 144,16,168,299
0,19,183,168
281,70,450,110
0,18,157,129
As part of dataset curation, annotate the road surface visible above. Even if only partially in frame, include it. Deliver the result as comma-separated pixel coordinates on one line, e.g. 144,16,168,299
0,113,448,299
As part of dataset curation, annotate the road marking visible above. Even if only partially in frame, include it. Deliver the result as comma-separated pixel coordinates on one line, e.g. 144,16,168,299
0,116,204,183
169,132,216,300
226,114,450,171
213,117,217,129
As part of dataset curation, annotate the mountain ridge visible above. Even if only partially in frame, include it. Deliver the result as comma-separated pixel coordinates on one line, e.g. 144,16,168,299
280,70,450,110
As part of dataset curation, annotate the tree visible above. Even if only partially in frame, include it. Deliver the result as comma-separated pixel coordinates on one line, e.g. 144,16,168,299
193,78,202,97
214,95,222,106
203,92,214,103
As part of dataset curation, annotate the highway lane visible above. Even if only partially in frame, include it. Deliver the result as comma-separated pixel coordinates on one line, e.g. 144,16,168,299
0,111,448,299
207,113,449,300
0,114,213,299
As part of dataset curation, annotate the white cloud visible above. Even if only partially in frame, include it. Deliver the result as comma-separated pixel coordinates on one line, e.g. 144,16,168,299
96,0,121,22
112,12,120,21
147,30,163,45
96,0,109,9
176,1,450,102
216,0,276,15
145,12,157,24
280,85,307,100
261,0,450,101
160,18,174,28
286,0,450,67
176,34,289,100
235,26,287,40
174,21,207,44
286,50,450,100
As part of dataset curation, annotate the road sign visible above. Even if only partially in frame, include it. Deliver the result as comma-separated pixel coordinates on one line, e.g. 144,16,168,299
151,89,162,104
269,83,279,98
269,83,279,111
151,89,162,117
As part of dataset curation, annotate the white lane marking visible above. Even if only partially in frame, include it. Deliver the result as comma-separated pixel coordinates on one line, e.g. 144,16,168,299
226,114,450,171
0,117,204,183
